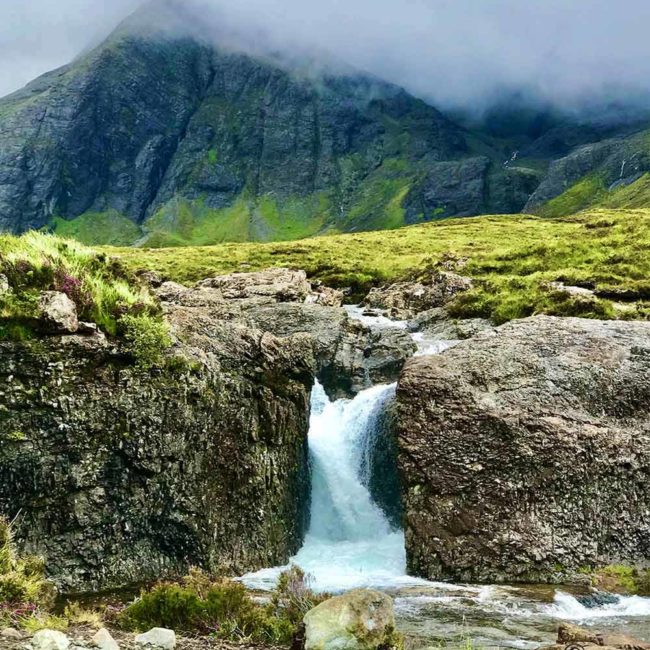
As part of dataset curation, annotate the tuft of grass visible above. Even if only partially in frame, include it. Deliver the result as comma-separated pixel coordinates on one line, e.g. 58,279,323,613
591,565,650,596
108,208,650,323
0,231,159,338
52,211,143,246
119,314,172,369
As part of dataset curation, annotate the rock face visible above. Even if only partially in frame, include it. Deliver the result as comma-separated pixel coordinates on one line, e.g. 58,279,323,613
0,289,314,590
158,269,416,398
364,273,472,319
0,2,468,239
397,316,650,583
303,589,399,650
541,622,650,650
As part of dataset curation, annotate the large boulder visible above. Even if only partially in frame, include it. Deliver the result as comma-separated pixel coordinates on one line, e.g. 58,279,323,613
540,622,650,650
36,291,79,334
303,589,401,650
197,268,311,302
397,316,650,583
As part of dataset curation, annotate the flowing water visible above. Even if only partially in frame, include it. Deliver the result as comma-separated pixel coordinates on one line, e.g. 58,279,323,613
243,307,650,648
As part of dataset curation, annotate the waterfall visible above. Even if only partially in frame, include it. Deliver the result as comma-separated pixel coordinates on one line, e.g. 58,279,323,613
243,380,408,592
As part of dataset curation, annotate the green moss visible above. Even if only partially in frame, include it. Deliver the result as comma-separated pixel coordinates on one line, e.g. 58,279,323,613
52,211,143,246
119,314,172,369
592,565,650,596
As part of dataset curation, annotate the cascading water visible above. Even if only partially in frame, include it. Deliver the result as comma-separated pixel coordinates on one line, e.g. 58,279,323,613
244,379,411,593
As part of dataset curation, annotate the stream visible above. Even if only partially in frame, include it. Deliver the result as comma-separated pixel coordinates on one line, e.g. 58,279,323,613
243,306,650,649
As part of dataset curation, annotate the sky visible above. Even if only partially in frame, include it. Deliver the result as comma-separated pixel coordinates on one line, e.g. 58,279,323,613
1,0,649,114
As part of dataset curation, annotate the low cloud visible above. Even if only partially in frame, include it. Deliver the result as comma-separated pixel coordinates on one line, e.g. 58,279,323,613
1,0,649,115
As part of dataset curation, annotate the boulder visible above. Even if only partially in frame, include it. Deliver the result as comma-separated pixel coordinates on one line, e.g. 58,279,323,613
197,268,311,302
1,628,22,640
306,284,345,308
408,307,493,340
303,589,401,650
364,273,472,319
135,628,176,650
37,291,79,334
31,630,70,650
91,628,119,650
397,316,650,583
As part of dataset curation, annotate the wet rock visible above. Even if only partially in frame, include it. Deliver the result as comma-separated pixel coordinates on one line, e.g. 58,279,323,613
91,628,119,650
576,591,620,608
31,630,71,650
135,628,175,650
36,291,79,334
364,273,472,319
397,315,650,583
303,589,400,650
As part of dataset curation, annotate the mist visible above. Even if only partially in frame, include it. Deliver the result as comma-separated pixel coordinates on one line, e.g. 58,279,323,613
1,0,650,116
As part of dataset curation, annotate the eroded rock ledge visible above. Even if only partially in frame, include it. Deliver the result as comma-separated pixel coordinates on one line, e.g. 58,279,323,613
397,315,650,583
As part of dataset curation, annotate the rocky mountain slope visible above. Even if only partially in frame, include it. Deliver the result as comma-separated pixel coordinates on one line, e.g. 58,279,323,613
3,1,648,245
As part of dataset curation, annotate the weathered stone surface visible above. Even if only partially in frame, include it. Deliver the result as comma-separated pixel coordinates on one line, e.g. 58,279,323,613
134,628,175,650
91,628,119,650
37,291,79,334
0,296,314,591
408,307,493,340
1,628,22,640
31,630,71,650
304,589,398,650
157,272,416,398
364,273,472,319
197,268,311,302
397,315,650,583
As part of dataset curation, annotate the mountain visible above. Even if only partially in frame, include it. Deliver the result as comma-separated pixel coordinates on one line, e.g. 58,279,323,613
0,1,649,246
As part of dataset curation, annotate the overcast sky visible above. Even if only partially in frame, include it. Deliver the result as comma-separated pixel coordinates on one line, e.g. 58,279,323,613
1,0,649,113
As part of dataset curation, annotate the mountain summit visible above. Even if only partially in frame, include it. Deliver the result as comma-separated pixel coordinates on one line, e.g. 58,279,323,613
0,1,649,245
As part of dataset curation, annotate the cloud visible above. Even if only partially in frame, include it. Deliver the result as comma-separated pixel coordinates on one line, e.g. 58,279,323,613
1,0,649,114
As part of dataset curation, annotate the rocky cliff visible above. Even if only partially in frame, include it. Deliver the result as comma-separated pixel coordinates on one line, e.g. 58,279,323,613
397,315,650,583
0,268,416,591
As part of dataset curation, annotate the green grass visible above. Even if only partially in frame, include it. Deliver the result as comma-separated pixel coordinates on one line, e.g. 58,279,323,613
0,231,159,338
52,211,143,246
107,208,650,324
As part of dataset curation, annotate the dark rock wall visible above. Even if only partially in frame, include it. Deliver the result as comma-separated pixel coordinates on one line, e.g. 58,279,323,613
0,327,314,592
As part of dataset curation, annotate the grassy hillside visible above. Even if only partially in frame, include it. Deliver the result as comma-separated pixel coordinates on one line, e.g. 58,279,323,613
108,208,650,324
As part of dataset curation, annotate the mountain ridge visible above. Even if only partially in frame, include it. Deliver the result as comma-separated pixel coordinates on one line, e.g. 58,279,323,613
1,1,649,245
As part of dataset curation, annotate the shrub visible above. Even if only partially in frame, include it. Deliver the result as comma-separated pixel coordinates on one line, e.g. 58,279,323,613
0,518,55,628
119,314,172,368
120,567,327,644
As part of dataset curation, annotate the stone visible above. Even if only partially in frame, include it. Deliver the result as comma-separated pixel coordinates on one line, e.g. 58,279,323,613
397,315,650,583
37,292,79,334
31,630,71,650
540,623,650,650
364,273,472,319
197,268,312,303
1,628,22,640
91,628,119,650
306,284,345,308
303,589,399,650
135,628,176,650
408,307,493,340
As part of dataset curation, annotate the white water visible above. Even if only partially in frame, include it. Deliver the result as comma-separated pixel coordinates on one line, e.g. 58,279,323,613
546,592,650,620
245,380,420,593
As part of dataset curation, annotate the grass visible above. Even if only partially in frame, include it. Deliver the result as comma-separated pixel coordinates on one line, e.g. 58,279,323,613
0,231,160,340
107,208,650,324
52,211,143,246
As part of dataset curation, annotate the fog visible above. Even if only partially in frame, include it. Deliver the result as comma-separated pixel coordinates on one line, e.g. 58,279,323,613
1,0,649,114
